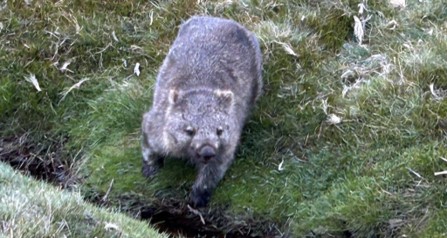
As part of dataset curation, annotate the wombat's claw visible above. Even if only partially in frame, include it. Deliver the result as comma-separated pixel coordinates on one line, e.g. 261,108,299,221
189,189,211,208
142,164,159,178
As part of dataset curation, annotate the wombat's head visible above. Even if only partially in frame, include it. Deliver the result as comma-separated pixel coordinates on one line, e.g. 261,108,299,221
163,89,235,164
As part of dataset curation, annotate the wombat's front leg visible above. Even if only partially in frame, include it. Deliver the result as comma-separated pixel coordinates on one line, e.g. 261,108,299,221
142,149,164,178
141,134,164,178
190,156,234,207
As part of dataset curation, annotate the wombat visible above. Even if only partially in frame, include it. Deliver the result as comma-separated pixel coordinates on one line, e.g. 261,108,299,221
141,16,263,207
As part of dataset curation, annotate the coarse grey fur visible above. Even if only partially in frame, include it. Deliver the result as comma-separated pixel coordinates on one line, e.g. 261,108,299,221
141,16,263,207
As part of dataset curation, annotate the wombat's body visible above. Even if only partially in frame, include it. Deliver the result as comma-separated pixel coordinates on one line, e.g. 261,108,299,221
141,16,262,207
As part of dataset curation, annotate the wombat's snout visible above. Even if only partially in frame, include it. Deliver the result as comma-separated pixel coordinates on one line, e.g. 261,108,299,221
198,145,216,161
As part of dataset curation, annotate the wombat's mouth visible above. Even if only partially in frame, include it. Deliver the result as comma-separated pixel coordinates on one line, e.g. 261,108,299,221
193,144,217,163
195,154,207,163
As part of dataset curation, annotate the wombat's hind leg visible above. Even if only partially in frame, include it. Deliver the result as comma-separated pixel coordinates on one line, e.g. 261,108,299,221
142,146,164,178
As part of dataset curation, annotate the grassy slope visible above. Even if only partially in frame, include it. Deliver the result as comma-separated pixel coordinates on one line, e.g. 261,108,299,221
1,0,447,236
0,162,167,238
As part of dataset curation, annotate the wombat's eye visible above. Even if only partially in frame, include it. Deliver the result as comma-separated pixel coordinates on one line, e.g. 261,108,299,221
216,126,224,136
184,126,195,136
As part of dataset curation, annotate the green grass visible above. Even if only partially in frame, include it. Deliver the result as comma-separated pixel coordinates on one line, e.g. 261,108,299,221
1,0,447,236
0,162,167,238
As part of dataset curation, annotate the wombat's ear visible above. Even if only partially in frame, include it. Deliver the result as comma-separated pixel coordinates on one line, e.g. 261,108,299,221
168,89,179,105
215,90,234,107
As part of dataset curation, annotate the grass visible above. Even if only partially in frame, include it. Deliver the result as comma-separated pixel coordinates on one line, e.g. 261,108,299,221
1,0,447,236
0,162,167,238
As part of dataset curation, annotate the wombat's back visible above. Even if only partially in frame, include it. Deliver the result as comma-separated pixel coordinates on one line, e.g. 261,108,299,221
155,16,262,106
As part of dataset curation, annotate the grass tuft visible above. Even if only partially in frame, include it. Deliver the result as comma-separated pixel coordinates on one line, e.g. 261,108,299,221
0,162,167,237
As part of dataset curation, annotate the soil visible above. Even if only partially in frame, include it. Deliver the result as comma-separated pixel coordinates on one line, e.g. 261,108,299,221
139,201,283,237
0,134,77,188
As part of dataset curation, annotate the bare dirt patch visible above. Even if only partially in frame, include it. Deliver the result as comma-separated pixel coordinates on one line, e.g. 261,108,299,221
139,201,283,238
0,133,77,188
86,192,285,238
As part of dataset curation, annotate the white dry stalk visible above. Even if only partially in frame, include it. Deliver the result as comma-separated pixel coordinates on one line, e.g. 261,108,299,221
433,157,447,176
353,16,364,45
134,63,141,76
275,41,298,57
101,179,114,203
74,20,81,34
111,31,119,42
59,61,72,73
327,114,342,125
24,74,42,92
104,222,121,232
408,168,422,178
358,3,367,15
386,20,399,30
429,83,439,99
434,171,447,176
440,157,447,163
321,98,329,115
59,78,90,102
278,159,285,171
130,45,143,51
187,205,205,225
121,59,127,68
390,0,406,8
429,83,445,101
149,10,154,25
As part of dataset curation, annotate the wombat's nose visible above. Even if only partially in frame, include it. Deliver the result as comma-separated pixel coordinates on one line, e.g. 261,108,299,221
198,145,216,161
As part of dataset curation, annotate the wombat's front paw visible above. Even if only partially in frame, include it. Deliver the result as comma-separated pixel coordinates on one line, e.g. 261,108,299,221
142,163,159,178
189,189,211,208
